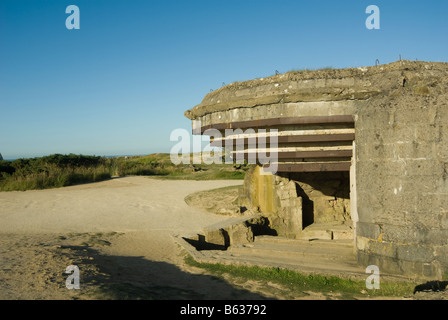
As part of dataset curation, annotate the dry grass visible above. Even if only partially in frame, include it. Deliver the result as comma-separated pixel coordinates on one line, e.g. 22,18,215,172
0,153,248,191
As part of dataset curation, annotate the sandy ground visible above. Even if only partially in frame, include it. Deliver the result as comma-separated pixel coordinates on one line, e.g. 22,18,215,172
0,176,271,300
0,176,446,300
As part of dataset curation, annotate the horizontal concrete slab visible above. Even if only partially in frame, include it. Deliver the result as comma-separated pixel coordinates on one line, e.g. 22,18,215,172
195,115,354,134
264,162,351,173
210,133,355,146
231,150,353,160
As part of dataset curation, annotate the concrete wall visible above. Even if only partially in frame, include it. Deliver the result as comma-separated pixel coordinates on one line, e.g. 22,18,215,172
289,172,351,226
239,166,303,239
354,70,448,279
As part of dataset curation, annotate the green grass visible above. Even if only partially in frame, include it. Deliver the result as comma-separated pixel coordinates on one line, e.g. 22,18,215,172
0,163,112,191
110,153,247,181
289,66,334,73
184,255,416,299
155,168,245,181
0,153,247,191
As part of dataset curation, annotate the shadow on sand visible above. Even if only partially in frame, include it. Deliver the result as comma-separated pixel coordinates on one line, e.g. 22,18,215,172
69,245,271,300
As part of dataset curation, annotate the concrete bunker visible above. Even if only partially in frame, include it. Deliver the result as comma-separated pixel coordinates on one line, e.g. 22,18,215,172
196,114,358,242
184,60,448,280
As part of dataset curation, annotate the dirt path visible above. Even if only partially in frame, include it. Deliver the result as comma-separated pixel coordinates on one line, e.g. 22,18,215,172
0,177,269,300
0,177,243,235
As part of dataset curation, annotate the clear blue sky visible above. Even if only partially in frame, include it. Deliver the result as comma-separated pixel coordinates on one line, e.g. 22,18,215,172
1,0,447,159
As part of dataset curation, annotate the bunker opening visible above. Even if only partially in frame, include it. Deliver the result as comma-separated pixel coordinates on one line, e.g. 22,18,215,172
285,171,353,240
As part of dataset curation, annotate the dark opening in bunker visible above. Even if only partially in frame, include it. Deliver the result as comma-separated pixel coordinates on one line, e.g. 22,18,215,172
277,171,353,240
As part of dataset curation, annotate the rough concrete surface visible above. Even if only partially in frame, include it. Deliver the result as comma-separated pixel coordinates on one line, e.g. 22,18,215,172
184,60,448,280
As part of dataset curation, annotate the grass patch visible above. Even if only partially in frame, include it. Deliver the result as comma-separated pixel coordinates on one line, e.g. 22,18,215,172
0,155,112,191
184,185,242,215
184,255,415,299
289,66,334,73
0,153,248,191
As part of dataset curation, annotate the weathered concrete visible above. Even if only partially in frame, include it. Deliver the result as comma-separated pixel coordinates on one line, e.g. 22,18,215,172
238,166,304,239
185,61,448,280
186,215,274,250
353,62,448,279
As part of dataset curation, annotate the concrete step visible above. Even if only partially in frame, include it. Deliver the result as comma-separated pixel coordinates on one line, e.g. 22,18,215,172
230,238,355,263
200,214,264,248
174,232,396,280
254,235,353,248
175,234,410,281
222,234,362,277
297,222,354,240
223,254,363,276
212,245,361,278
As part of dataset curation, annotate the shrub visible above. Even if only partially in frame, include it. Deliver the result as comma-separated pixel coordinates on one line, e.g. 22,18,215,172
0,154,111,191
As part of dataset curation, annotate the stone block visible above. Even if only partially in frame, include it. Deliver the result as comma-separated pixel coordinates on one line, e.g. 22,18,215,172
204,228,228,247
434,245,448,265
298,228,332,240
441,211,448,230
356,222,382,239
333,229,354,240
396,244,435,263
226,222,254,245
